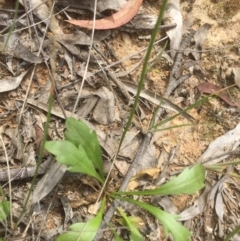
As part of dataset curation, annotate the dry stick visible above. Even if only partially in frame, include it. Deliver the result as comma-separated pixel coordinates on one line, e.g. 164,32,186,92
93,133,152,241
152,30,195,126
165,30,196,97
0,158,53,183
107,71,132,101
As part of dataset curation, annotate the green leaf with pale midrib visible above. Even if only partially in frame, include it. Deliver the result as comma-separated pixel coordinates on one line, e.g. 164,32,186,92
56,198,105,241
117,197,191,241
114,164,205,196
118,208,144,241
64,117,104,178
45,140,104,183
0,201,10,221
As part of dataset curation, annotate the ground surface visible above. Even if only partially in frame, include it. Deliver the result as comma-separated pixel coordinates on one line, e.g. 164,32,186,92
0,0,240,240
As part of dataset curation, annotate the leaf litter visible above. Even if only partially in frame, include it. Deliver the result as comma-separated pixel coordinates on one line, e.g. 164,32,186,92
0,0,240,240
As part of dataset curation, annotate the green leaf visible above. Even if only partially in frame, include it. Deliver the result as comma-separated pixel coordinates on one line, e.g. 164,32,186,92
112,230,124,241
115,164,205,196
117,208,144,241
45,140,104,183
56,198,105,241
0,201,10,221
65,117,104,178
223,224,240,241
118,198,190,241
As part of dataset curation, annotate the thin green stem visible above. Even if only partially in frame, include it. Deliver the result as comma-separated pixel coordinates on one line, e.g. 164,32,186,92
117,0,169,150
224,225,240,241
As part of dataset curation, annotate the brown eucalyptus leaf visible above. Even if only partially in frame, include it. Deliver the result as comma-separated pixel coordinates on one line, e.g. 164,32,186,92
67,0,143,29
197,82,240,107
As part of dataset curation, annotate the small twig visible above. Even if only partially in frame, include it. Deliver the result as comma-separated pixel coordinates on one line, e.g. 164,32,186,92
167,30,196,95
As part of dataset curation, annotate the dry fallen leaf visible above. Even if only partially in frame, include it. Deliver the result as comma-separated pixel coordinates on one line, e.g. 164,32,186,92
163,0,182,59
131,168,161,180
67,0,143,29
198,123,240,165
197,82,240,107
0,70,28,93
127,168,160,191
93,86,115,124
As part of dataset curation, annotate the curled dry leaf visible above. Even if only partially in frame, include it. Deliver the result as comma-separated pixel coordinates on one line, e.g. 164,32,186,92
67,0,143,29
0,70,28,93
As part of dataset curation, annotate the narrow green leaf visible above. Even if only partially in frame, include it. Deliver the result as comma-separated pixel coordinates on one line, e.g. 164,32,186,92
56,198,105,241
64,117,104,178
118,198,191,241
117,208,144,241
115,164,205,196
112,230,124,241
223,225,240,241
0,201,10,221
45,140,104,183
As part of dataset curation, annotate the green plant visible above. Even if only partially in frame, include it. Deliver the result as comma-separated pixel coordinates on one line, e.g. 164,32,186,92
45,118,104,184
0,187,11,241
45,117,205,241
55,197,106,241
